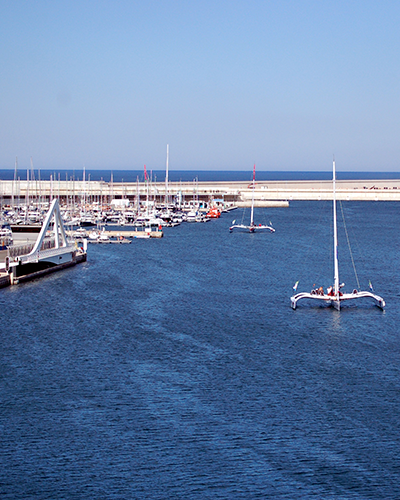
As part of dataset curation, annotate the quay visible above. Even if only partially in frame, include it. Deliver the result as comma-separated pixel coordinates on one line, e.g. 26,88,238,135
2,178,400,205
67,229,163,240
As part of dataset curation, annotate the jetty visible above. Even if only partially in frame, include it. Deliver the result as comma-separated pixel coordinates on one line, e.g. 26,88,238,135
1,177,400,206
103,229,163,238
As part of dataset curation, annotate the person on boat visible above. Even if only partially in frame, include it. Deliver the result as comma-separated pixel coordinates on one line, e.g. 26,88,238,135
327,286,334,296
318,286,324,295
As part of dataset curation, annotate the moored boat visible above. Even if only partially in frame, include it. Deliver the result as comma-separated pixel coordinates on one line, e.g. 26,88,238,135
206,207,221,218
0,221,13,250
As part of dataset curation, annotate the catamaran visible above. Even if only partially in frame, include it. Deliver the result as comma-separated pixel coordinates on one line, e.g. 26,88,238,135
229,165,275,233
291,159,385,310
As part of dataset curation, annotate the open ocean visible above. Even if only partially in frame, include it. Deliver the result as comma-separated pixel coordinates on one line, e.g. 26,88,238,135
1,169,400,183
1,197,400,498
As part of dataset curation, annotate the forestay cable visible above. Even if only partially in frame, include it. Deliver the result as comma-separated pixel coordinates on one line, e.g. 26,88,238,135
339,200,360,290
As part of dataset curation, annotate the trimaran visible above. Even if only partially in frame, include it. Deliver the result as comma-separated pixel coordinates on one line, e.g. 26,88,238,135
291,159,385,310
229,164,275,233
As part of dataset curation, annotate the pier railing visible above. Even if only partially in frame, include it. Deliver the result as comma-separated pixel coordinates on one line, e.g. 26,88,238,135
18,245,75,265
8,238,76,263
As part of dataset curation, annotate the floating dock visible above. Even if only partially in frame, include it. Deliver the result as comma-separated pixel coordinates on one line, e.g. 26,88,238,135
103,229,163,239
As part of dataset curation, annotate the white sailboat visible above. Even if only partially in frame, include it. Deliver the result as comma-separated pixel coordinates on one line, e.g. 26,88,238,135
229,164,275,233
291,159,385,310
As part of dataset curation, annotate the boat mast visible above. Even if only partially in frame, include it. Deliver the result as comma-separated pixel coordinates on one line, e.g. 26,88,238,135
26,164,30,221
136,175,140,216
83,164,86,210
165,144,169,206
250,164,255,226
333,158,339,297
12,156,18,208
144,165,149,217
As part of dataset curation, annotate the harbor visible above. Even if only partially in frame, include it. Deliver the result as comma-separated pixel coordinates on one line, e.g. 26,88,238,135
0,170,399,287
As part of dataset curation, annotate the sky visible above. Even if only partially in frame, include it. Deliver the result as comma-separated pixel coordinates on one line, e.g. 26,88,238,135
1,0,400,171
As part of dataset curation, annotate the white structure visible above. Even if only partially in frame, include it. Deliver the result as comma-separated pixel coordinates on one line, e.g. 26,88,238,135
4,199,85,275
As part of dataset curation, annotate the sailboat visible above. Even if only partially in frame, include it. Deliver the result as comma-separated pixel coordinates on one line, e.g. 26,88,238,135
229,165,275,233
291,159,385,310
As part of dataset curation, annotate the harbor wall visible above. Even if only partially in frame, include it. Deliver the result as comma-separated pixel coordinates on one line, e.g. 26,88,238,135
2,179,400,202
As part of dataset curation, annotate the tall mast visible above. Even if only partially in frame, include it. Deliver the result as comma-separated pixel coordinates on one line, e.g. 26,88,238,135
83,164,86,209
333,158,339,296
12,156,18,208
26,163,30,211
165,144,169,206
250,164,255,226
136,175,140,215
144,165,149,216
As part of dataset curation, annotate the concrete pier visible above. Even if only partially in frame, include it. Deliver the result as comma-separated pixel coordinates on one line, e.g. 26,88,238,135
2,178,400,204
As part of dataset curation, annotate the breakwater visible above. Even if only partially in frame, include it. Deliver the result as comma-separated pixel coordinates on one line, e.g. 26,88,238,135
2,178,400,204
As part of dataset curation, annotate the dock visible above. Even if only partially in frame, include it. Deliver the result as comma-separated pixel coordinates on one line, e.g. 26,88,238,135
103,230,163,239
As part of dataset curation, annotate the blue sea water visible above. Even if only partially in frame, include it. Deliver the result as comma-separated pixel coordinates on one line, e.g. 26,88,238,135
1,169,400,183
1,201,400,499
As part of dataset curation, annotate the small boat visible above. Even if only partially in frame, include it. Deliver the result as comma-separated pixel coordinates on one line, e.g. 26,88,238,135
206,207,221,218
112,235,131,244
88,229,101,240
72,227,88,239
0,220,13,250
229,165,275,233
291,159,385,310
186,210,198,223
97,229,111,243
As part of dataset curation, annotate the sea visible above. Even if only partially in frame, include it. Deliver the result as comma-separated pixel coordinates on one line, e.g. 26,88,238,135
1,169,400,183
1,173,400,499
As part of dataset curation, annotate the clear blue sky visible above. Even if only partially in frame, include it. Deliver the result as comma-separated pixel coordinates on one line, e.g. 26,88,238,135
1,0,399,171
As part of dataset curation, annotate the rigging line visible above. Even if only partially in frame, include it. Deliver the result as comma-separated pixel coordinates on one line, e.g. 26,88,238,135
240,206,246,225
343,208,368,282
339,200,360,290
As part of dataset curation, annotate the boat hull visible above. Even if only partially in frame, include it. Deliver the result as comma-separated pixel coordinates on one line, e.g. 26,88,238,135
291,291,385,310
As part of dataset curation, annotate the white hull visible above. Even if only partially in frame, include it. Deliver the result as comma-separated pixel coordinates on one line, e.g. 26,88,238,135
229,223,275,233
291,291,385,310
